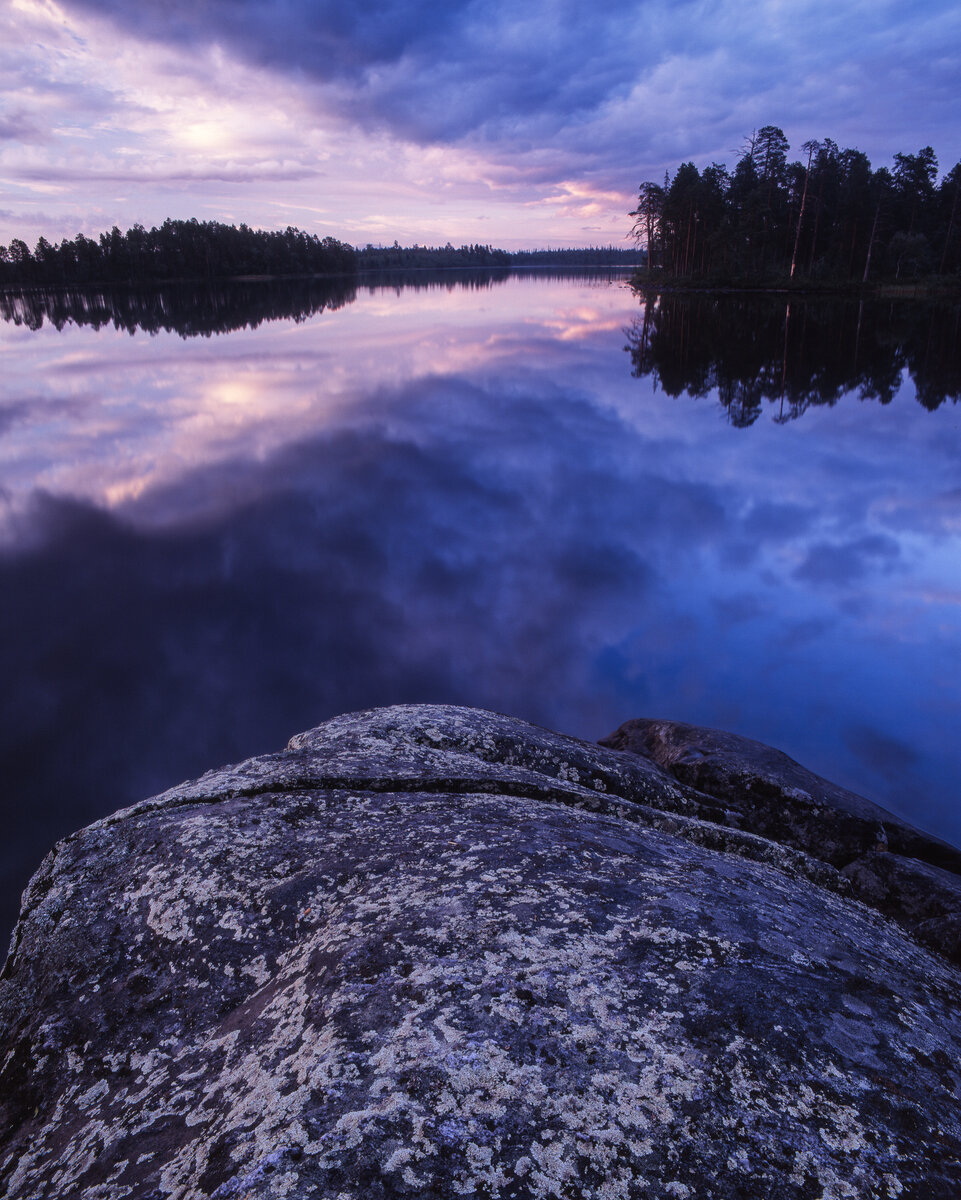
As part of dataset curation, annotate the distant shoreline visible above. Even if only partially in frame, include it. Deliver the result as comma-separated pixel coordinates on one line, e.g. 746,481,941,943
0,262,641,294
0,218,642,290
3,267,958,302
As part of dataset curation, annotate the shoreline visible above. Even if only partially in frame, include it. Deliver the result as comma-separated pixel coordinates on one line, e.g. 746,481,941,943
629,275,961,300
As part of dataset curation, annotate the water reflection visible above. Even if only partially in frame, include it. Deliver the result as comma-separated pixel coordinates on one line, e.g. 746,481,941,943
0,268,630,339
0,278,357,339
626,292,961,421
1,273,959,945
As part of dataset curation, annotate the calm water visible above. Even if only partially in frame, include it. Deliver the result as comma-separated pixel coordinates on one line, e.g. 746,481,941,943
2,271,960,942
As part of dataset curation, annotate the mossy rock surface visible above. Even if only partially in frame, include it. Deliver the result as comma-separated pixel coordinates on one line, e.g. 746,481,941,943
1,705,959,1199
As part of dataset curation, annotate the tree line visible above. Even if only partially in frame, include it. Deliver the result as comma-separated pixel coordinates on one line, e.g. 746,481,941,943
0,219,642,288
356,243,641,269
630,127,961,285
357,241,513,269
0,218,357,287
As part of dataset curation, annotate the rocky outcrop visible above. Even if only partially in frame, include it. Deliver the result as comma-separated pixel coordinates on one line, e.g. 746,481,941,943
1,705,959,1199
600,716,961,961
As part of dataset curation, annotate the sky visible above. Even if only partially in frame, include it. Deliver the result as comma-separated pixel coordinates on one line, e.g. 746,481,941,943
1,0,961,250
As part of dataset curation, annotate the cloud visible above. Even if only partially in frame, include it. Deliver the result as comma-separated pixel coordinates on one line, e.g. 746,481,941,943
793,534,902,587
4,0,960,250
873,486,961,537
19,163,322,185
714,593,764,626
742,501,815,541
60,0,657,143
0,107,45,142
56,0,961,180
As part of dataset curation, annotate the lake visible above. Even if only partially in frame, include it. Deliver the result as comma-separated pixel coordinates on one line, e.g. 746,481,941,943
1,270,959,944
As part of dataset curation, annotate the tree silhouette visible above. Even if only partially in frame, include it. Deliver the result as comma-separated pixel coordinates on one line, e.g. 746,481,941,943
631,131,961,286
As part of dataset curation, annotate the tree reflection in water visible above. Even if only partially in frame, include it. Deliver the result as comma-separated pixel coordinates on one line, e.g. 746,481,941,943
0,267,651,339
625,292,961,423
0,268,632,339
0,278,359,338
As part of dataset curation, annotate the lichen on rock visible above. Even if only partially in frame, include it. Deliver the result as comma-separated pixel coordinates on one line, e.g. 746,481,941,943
1,704,959,1199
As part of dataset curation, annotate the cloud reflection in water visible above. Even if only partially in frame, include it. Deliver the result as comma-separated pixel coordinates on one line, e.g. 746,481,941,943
1,274,959,942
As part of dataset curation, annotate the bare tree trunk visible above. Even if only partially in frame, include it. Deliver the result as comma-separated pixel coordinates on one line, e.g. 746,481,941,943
646,210,654,277
862,199,881,284
806,183,823,275
939,182,958,275
790,146,814,279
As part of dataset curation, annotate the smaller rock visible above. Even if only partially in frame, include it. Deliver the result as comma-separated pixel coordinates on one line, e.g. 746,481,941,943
842,852,961,962
601,717,961,875
601,716,961,965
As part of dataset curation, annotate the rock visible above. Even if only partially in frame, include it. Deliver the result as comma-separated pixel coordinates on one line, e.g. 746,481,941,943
600,716,961,873
599,717,961,967
841,852,961,963
1,704,960,1199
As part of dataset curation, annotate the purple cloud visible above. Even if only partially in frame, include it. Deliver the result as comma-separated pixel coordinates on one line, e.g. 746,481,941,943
58,0,961,178
3,0,961,251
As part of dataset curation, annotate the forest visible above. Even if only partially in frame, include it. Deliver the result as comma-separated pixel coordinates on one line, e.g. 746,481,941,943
356,243,640,269
0,219,357,287
0,218,640,288
631,127,961,285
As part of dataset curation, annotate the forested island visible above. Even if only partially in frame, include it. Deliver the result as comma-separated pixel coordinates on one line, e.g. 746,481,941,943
631,127,961,287
0,217,639,288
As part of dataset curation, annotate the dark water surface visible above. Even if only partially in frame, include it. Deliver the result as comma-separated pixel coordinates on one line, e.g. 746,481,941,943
2,272,959,943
